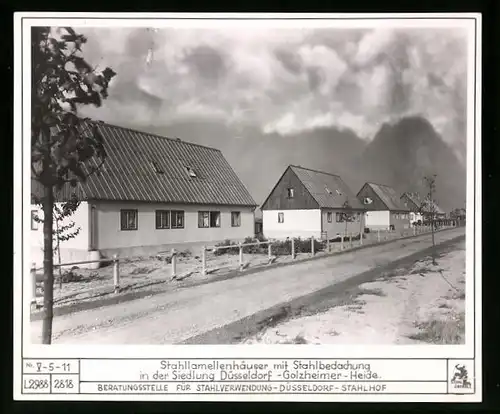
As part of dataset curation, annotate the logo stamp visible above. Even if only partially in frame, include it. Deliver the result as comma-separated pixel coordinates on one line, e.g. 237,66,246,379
448,360,475,394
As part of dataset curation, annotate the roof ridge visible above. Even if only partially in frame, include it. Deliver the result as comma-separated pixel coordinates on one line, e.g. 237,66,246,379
290,164,341,178
93,119,223,152
366,181,396,189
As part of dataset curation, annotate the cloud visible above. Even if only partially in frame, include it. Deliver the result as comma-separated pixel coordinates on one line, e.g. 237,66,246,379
77,25,468,162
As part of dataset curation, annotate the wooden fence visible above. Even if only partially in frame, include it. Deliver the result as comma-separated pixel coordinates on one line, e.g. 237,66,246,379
29,222,458,309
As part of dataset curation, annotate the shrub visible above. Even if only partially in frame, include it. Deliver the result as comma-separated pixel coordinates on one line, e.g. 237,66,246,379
270,238,325,256
242,236,268,254
272,240,292,256
58,269,84,283
177,249,192,259
214,239,239,256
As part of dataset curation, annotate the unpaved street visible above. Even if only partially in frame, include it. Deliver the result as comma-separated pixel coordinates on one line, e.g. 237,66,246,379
30,228,465,345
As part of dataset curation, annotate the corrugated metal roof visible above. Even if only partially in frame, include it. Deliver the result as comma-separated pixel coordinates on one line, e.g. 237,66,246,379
290,165,365,210
366,183,409,211
31,120,257,207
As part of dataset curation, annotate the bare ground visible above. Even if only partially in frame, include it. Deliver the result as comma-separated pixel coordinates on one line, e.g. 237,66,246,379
29,228,464,345
242,242,466,345
35,250,302,309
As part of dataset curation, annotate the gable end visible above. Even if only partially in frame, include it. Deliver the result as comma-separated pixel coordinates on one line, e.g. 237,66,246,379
261,167,319,210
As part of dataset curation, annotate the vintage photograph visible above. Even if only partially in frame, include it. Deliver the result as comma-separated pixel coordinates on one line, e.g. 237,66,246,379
27,18,472,348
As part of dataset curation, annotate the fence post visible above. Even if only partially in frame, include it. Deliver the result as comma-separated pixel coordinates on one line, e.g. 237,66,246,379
311,236,315,256
171,248,177,279
359,231,363,246
113,254,120,294
268,242,272,261
377,229,380,243
327,233,331,252
239,242,243,271
30,263,37,310
349,232,353,248
291,238,295,259
413,226,416,236
341,233,344,250
201,246,206,276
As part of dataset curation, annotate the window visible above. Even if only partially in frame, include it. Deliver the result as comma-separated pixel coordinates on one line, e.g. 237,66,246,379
231,211,241,227
199,211,209,228
287,188,294,198
31,210,38,231
278,212,284,223
185,166,197,178
151,161,164,174
327,212,333,223
210,212,221,227
336,212,344,223
198,211,220,228
171,210,185,229
121,209,138,231
155,210,170,229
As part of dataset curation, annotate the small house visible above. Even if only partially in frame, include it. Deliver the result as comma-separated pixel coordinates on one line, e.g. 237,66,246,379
357,182,411,231
400,192,425,225
401,192,446,224
261,165,365,240
30,120,257,267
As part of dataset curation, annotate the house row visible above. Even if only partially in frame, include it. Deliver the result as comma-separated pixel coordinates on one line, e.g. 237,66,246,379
30,120,447,266
259,165,445,240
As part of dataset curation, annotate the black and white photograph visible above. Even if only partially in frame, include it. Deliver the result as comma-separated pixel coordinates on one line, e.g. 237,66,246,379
14,13,481,402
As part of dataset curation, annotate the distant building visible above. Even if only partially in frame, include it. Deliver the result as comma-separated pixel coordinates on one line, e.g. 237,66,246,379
401,192,446,224
400,192,425,225
31,120,257,267
254,217,263,236
261,165,365,239
357,182,411,231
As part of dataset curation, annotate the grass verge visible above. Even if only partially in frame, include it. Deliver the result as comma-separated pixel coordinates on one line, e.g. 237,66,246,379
408,312,465,344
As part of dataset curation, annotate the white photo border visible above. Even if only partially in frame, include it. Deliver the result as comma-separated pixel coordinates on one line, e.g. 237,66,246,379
13,12,482,402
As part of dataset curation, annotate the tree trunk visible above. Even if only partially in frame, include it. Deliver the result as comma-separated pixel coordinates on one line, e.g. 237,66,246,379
344,220,348,244
359,212,363,239
429,187,436,265
42,185,54,344
54,212,63,290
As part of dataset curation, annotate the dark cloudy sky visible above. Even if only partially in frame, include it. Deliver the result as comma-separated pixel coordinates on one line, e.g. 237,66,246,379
78,25,469,164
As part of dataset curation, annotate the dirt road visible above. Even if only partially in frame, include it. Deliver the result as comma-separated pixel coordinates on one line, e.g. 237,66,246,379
30,227,465,345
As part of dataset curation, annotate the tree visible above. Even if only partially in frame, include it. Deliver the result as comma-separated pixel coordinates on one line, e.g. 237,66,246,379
31,27,116,344
53,197,81,289
33,192,81,290
340,199,356,240
421,174,437,265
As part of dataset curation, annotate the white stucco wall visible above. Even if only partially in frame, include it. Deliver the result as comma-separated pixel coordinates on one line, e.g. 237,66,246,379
263,209,322,239
365,210,390,230
321,209,365,238
410,212,423,224
93,201,255,252
30,202,90,268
